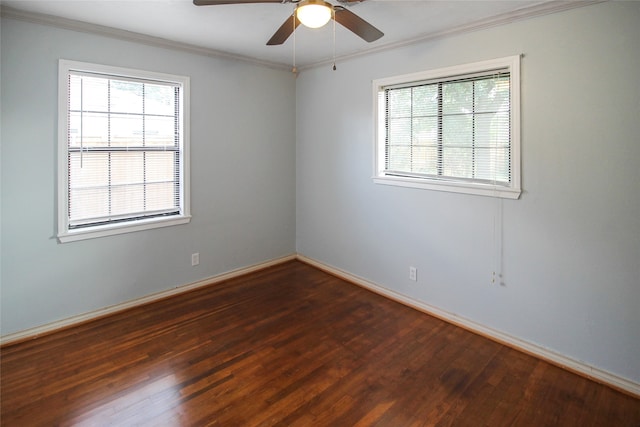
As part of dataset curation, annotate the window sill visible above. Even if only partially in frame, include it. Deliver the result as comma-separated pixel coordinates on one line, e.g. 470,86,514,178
57,215,192,243
373,175,521,199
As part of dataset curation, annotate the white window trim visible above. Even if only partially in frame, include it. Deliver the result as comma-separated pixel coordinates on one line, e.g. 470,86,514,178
372,55,521,199
57,59,191,243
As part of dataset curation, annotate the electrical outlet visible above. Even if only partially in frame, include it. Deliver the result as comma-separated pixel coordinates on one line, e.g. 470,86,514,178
409,266,417,281
191,253,200,266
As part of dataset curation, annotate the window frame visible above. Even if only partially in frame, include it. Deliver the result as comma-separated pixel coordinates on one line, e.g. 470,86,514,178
373,56,521,199
57,59,191,243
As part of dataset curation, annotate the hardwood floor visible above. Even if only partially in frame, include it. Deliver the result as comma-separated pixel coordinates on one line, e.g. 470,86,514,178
1,260,639,426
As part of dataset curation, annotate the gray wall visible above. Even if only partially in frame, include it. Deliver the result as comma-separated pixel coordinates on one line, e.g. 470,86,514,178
296,1,640,384
1,18,296,334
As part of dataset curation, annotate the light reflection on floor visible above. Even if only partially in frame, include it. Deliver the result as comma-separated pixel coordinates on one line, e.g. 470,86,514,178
65,372,186,426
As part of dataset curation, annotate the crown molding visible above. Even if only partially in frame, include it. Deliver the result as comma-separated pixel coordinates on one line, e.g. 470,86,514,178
1,1,607,73
301,0,607,71
0,5,291,72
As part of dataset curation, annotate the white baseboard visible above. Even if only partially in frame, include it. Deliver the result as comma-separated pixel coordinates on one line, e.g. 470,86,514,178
296,254,640,398
3,252,637,398
0,254,297,347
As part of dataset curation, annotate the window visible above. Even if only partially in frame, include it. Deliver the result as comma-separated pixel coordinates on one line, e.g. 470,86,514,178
373,56,521,198
57,60,190,243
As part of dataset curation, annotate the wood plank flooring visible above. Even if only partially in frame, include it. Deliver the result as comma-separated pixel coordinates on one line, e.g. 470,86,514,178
1,260,639,426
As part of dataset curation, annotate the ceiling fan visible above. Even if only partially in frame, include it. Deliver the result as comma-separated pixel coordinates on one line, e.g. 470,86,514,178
193,0,384,46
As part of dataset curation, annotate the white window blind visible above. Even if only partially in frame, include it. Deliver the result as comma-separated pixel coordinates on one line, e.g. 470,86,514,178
384,72,510,184
58,61,190,242
373,56,521,199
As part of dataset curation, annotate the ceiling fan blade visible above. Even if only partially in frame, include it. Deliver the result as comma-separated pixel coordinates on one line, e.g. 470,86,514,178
334,7,383,42
194,0,283,5
267,15,300,46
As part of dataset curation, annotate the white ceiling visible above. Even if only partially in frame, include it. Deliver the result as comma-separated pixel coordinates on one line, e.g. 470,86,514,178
1,0,592,69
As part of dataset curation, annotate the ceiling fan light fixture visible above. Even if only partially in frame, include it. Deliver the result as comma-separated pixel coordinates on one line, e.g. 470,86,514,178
296,0,332,29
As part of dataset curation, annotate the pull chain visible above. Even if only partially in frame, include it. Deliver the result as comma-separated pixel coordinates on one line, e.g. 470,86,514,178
332,8,337,71
292,10,297,74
